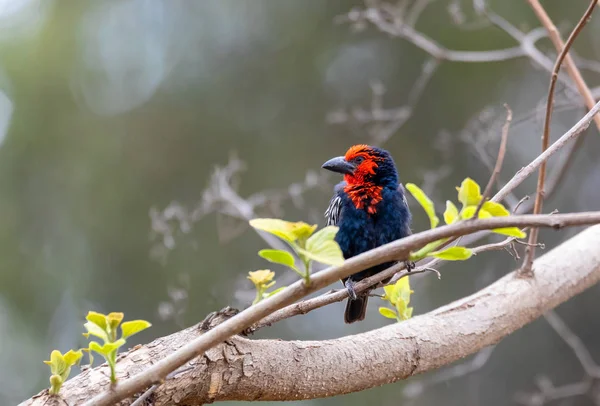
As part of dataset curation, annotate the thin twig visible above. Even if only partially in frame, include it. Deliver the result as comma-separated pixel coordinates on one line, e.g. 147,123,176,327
471,236,517,255
543,310,600,378
494,99,600,204
513,195,530,213
130,366,194,406
473,105,512,218
521,0,597,276
527,0,600,132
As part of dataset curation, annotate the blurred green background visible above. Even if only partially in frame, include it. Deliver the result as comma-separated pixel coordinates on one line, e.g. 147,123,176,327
2,0,600,405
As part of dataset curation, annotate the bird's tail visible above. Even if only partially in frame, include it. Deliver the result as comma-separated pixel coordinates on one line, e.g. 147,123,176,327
344,295,368,324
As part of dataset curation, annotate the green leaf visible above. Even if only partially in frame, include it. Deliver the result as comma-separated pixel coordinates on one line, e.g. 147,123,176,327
306,226,339,252
443,200,459,225
395,277,412,304
86,311,108,331
45,350,66,376
63,350,83,366
461,206,492,220
120,320,152,339
382,284,397,304
258,249,297,271
107,312,124,330
297,240,345,266
83,321,109,342
89,339,126,356
249,219,317,243
492,227,527,238
395,299,413,321
457,178,482,207
482,201,510,217
427,246,473,260
382,277,412,307
378,307,398,320
405,183,439,229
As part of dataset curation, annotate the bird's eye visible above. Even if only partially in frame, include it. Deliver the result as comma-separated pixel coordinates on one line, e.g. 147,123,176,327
354,156,365,164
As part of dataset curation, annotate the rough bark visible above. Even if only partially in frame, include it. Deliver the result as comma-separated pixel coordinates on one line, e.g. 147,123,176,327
22,224,600,405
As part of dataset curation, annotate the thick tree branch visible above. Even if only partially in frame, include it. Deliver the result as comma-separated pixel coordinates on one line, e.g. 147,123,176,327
22,224,600,405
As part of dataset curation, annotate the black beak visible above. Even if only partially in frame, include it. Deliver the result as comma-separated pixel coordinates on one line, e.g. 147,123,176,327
322,156,355,175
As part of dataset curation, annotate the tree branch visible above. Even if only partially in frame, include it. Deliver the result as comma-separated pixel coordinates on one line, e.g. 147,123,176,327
521,0,597,276
493,98,600,203
527,0,600,131
22,224,600,405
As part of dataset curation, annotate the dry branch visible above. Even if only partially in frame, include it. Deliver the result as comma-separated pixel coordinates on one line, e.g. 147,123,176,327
22,224,600,405
521,0,598,275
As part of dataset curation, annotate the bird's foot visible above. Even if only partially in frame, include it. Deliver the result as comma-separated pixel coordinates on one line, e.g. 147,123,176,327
405,260,416,272
344,279,358,300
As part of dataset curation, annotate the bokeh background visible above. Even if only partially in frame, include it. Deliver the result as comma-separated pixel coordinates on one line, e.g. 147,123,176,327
2,0,600,405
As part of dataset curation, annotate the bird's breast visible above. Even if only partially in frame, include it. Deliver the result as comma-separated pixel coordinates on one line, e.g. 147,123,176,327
343,184,383,214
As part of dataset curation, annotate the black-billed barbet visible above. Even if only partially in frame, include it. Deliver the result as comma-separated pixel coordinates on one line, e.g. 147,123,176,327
322,144,413,323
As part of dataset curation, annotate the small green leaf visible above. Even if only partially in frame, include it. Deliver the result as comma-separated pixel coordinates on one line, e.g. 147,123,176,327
83,321,109,342
443,200,459,225
406,183,439,229
427,246,473,260
121,320,152,339
107,312,124,330
457,178,482,207
297,240,345,266
395,277,412,304
461,206,492,220
306,226,339,252
63,350,83,366
378,307,398,320
249,219,317,243
382,284,397,304
86,311,108,331
89,339,126,356
492,227,527,238
482,201,510,217
258,249,297,271
46,350,66,376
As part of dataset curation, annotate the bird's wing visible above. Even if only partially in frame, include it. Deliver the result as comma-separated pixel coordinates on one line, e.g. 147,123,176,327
325,193,342,226
398,183,409,209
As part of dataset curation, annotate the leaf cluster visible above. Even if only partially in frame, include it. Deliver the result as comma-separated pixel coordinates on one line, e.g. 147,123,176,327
249,219,344,287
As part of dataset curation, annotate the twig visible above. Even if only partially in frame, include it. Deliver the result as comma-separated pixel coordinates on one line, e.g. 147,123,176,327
517,310,600,405
130,366,194,406
83,212,600,406
513,195,530,213
473,105,512,218
521,0,597,276
493,99,600,204
471,236,517,255
254,264,443,330
527,0,600,132
543,310,600,378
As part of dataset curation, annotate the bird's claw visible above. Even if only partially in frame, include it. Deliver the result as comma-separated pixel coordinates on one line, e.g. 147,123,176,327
405,260,416,272
344,279,358,300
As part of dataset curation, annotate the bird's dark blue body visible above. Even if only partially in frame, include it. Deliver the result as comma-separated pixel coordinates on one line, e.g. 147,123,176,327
333,183,411,281
322,145,412,323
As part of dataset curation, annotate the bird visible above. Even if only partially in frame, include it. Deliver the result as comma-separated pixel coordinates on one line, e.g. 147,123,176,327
321,144,413,323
